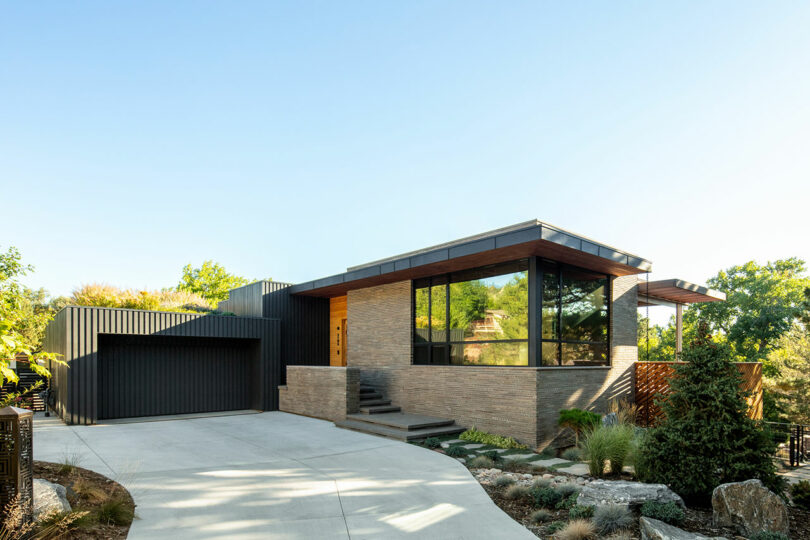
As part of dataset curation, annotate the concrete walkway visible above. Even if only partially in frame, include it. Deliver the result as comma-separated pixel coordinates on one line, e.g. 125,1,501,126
34,412,534,539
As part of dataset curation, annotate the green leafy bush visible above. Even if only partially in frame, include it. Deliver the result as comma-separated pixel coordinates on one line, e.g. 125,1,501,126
482,449,504,464
593,504,633,535
423,437,441,448
749,532,789,540
493,475,515,488
459,427,528,449
640,501,684,525
468,455,495,468
546,521,566,534
790,480,810,510
558,409,601,445
581,424,634,477
568,504,594,519
529,508,552,523
557,483,580,498
504,485,530,500
530,486,562,508
562,447,583,461
556,493,578,510
636,325,784,502
445,445,468,458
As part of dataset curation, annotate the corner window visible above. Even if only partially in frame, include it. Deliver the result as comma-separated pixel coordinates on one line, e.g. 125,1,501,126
413,260,529,366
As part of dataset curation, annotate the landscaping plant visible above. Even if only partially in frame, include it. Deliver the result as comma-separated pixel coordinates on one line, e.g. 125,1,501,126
546,521,566,534
482,449,503,463
530,485,562,508
568,505,594,519
748,532,789,540
459,427,528,449
555,518,596,540
445,445,467,458
581,423,634,477
561,447,582,462
504,485,530,500
790,480,810,510
636,323,783,502
529,509,552,523
558,409,601,445
640,501,684,526
423,437,441,449
493,475,515,488
468,455,495,468
592,504,633,536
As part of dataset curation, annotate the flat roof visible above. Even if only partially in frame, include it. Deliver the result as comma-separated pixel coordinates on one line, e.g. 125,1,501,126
290,220,652,297
637,278,726,306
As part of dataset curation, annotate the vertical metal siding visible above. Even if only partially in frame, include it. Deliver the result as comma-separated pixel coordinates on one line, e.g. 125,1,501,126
43,306,279,425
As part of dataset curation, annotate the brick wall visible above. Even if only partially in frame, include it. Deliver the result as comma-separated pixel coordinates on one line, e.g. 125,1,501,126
345,275,638,449
278,366,359,422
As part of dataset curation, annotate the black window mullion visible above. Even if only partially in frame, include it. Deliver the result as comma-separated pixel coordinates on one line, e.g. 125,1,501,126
557,269,563,365
445,281,450,363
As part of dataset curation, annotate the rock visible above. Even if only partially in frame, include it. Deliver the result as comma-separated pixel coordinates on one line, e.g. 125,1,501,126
502,453,536,462
711,479,789,537
33,479,71,520
640,517,728,540
542,473,554,479
577,480,685,509
522,473,533,479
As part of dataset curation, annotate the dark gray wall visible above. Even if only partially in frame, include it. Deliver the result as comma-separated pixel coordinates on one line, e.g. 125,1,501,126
219,281,329,382
43,306,280,425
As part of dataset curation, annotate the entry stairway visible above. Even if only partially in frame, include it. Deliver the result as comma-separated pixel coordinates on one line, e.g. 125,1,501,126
335,385,465,441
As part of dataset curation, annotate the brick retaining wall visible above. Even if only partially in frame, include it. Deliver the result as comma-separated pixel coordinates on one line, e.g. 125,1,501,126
279,366,359,422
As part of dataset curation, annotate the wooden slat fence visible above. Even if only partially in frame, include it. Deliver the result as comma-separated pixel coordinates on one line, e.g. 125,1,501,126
0,356,48,411
635,361,762,427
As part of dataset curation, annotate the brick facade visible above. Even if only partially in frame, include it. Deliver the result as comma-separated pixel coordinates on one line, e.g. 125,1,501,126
346,275,638,449
279,366,359,422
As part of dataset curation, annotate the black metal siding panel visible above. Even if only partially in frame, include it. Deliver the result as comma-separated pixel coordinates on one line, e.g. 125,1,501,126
217,282,264,317
42,306,279,424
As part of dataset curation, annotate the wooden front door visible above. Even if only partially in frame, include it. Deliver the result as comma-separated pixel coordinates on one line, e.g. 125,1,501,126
330,296,347,366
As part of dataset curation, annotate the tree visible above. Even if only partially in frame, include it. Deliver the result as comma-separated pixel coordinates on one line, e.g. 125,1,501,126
684,259,810,368
177,261,252,304
637,323,782,503
764,324,810,424
0,246,62,386
637,313,678,362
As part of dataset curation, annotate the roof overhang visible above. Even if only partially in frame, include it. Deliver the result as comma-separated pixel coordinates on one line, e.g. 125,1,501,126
290,220,652,297
637,278,726,307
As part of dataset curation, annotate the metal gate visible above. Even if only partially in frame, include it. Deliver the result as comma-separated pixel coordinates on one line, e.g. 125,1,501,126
98,334,256,419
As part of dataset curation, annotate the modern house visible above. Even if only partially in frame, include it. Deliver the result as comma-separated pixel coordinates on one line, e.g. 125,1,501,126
44,220,724,448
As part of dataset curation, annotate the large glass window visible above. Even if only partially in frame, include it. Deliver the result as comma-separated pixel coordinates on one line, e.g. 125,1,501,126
540,263,609,366
414,260,528,366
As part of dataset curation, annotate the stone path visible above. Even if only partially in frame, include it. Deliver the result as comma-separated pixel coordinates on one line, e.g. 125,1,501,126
435,438,587,476
779,463,810,485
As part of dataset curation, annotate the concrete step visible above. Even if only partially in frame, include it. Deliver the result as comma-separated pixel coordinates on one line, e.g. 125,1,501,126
358,405,402,414
356,398,391,407
359,386,376,394
335,419,465,442
346,412,456,431
359,391,383,400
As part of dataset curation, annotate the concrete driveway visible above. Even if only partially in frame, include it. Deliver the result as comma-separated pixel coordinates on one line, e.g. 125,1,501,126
34,411,534,539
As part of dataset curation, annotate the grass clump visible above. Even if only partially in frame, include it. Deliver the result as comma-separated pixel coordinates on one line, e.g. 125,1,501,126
493,475,515,488
581,424,634,477
593,504,634,536
58,452,83,476
640,500,684,525
556,483,580,498
504,484,530,500
423,437,441,449
95,498,134,526
532,478,551,490
445,445,468,458
529,508,552,523
554,518,596,540
568,505,594,519
749,533,789,540
460,427,528,449
468,455,495,468
562,447,583,462
531,486,563,509
790,479,810,510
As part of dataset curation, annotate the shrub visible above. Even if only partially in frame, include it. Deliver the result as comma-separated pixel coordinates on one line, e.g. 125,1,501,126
493,475,515,488
532,478,551,490
554,518,596,540
69,283,214,314
556,493,578,510
531,486,563,508
546,521,566,534
593,504,633,535
530,509,552,523
460,427,528,449
540,447,557,458
581,424,634,477
558,409,601,445
640,501,684,525
482,449,504,464
96,498,134,526
556,483,580,498
562,447,583,462
749,533,789,540
423,437,441,449
445,445,468,458
468,455,495,468
568,505,594,519
504,485,530,500
790,480,810,510
637,324,784,502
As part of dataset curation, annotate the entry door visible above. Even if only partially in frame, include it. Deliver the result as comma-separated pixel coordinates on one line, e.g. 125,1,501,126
341,318,348,366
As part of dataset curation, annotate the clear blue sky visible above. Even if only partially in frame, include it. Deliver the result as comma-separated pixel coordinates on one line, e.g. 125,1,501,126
3,2,809,323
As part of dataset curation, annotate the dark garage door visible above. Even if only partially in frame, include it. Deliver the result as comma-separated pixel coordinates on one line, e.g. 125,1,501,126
98,334,258,420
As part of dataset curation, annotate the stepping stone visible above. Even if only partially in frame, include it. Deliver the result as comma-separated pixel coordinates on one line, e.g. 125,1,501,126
555,463,590,476
441,439,468,448
461,443,485,449
502,453,537,462
532,458,569,467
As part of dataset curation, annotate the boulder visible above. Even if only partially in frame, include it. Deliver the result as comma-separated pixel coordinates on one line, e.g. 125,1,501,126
577,480,685,509
640,517,728,540
711,479,789,537
33,479,71,520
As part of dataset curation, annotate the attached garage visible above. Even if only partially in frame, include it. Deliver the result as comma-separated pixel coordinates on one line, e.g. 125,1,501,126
43,306,280,425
